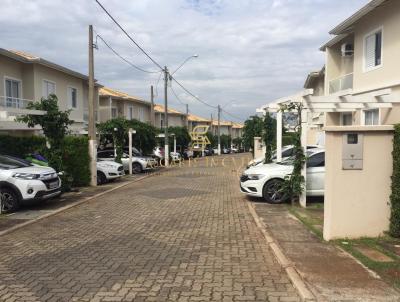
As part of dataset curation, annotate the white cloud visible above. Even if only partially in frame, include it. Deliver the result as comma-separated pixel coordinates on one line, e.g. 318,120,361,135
0,0,370,121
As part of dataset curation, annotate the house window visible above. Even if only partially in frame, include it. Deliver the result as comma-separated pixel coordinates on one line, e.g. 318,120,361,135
111,107,117,118
364,29,382,71
5,78,21,108
364,109,379,125
128,106,134,120
42,80,56,98
139,107,145,121
68,87,77,109
341,112,353,126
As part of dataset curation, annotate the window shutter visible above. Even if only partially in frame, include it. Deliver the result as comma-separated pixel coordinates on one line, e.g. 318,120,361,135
365,34,376,69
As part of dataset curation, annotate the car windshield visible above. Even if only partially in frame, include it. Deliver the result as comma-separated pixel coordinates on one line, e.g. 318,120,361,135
277,150,315,166
0,155,32,169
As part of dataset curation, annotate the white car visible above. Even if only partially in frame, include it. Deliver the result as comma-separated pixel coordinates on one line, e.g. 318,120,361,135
240,149,325,203
97,160,124,185
170,152,181,163
247,145,321,168
97,150,157,174
0,155,62,212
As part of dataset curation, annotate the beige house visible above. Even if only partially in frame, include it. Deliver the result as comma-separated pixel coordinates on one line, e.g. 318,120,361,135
231,123,244,139
320,0,400,240
211,120,233,136
0,49,100,136
99,87,152,124
187,113,211,132
154,104,187,128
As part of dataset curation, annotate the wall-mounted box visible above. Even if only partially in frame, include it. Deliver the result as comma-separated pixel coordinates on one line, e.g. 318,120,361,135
342,133,363,170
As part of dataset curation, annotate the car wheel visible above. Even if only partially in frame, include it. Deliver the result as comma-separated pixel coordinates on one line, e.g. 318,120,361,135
97,171,107,185
1,188,20,213
132,162,143,174
262,179,287,204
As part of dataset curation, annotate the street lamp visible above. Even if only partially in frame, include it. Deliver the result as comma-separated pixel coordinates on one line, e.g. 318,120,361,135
171,54,199,76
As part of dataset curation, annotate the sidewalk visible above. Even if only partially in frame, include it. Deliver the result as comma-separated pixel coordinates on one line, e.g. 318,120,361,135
251,201,400,301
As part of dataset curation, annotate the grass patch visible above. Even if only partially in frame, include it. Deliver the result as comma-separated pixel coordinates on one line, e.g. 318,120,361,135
290,203,400,290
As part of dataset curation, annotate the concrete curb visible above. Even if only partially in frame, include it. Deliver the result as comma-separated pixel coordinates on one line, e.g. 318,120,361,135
247,202,316,302
0,172,157,237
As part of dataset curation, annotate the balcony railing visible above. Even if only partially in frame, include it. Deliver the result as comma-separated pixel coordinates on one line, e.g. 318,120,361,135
329,73,353,94
0,96,45,116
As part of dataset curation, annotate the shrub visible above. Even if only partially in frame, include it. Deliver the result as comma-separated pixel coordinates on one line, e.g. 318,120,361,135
390,124,400,237
0,135,90,188
0,135,46,157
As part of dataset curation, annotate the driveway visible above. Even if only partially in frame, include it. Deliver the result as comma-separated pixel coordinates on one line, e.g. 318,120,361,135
0,154,300,302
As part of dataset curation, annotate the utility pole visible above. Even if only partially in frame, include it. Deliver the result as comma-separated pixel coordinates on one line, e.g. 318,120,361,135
164,66,169,166
150,85,155,126
186,103,189,129
88,25,97,186
217,105,221,155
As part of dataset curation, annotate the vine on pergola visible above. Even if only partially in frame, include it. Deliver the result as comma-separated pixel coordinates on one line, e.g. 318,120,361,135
279,102,305,204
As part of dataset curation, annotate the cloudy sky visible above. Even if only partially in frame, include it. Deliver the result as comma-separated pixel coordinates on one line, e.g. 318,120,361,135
1,0,369,122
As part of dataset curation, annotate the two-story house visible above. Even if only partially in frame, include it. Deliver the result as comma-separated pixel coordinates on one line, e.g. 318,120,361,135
187,113,211,132
99,87,152,124
0,49,100,136
154,104,187,128
320,0,400,240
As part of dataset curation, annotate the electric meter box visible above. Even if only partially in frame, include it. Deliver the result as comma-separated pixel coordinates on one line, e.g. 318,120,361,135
342,133,363,170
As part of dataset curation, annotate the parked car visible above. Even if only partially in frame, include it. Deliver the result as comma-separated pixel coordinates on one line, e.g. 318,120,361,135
231,147,239,153
213,148,219,154
222,148,231,154
240,148,325,203
182,149,194,160
247,145,321,168
97,150,157,174
204,147,214,156
0,155,62,212
97,160,124,185
170,152,182,163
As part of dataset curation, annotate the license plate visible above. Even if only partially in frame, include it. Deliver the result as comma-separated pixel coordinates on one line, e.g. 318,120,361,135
48,181,59,189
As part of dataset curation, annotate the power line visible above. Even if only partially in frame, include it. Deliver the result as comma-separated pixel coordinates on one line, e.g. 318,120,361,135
169,84,187,106
95,34,161,74
94,0,164,71
169,75,217,109
221,109,244,122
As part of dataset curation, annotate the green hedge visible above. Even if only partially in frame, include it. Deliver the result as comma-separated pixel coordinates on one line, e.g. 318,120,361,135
390,124,400,237
0,135,90,188
283,134,295,146
0,135,46,157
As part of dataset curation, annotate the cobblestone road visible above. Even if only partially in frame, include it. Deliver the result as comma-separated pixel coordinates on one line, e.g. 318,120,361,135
0,154,299,302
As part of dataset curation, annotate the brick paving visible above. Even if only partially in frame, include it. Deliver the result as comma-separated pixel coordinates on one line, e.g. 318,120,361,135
0,154,299,302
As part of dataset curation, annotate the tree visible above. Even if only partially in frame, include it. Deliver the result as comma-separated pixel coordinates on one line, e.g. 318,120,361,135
279,102,305,204
16,94,73,151
220,134,231,148
263,113,277,164
242,116,264,150
127,119,157,155
206,132,216,147
167,126,191,152
98,118,128,163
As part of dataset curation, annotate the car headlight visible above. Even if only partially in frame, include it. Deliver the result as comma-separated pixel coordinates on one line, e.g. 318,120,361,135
247,174,265,180
13,173,40,180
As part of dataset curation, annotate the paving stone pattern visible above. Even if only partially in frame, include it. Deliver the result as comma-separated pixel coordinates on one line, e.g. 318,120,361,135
0,154,299,302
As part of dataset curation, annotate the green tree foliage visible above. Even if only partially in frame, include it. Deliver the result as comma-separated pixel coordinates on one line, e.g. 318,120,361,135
127,120,157,155
98,118,128,163
0,135,46,157
16,95,73,150
232,137,243,148
167,126,191,151
279,103,305,203
206,132,216,147
390,124,400,237
220,134,231,148
263,114,277,164
242,116,264,150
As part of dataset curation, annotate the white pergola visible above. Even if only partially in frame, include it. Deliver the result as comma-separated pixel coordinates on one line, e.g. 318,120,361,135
258,87,399,207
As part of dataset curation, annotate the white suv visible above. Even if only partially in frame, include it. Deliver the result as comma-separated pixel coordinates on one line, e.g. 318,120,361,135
0,155,62,212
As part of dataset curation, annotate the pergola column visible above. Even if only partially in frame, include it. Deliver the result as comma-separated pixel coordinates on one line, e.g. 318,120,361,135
276,111,283,162
300,109,308,208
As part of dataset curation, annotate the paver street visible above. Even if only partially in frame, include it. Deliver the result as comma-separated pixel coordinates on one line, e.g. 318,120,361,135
0,154,299,302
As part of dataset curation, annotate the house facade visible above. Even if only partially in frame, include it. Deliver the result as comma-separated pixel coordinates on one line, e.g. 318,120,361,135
187,113,211,133
154,104,187,128
320,0,400,240
99,87,152,124
0,49,100,136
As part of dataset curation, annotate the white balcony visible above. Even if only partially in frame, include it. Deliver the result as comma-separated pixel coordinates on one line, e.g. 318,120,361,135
0,96,45,116
329,73,353,94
